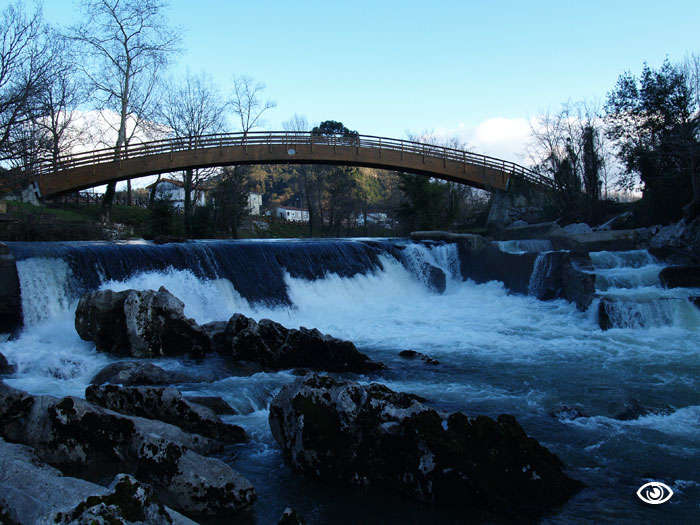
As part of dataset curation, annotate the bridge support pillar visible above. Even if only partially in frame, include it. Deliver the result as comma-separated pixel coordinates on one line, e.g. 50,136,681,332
486,190,511,231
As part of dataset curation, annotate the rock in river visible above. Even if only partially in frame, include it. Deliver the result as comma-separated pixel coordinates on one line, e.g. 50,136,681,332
213,313,386,373
269,374,582,516
0,381,255,518
85,383,247,443
75,287,210,358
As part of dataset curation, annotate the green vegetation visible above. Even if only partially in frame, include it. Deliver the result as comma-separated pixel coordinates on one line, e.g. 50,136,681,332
606,59,700,225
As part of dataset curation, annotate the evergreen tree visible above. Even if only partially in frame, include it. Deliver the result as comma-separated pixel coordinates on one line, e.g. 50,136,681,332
606,59,700,223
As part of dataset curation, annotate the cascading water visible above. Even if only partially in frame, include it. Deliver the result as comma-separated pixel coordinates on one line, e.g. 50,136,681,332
1,239,699,523
590,250,700,330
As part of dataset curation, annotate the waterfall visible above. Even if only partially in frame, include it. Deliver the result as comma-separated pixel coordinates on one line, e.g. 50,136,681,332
591,250,700,330
527,253,550,297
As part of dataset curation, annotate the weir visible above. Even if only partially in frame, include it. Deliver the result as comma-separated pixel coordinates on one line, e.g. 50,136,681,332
2,239,699,523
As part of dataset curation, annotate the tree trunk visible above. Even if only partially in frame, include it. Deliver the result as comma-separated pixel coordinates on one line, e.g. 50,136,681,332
100,182,116,223
149,175,161,208
183,169,193,237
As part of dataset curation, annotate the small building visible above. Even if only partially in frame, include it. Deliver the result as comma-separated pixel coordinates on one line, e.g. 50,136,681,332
357,210,391,228
146,178,206,209
274,205,310,222
248,192,263,216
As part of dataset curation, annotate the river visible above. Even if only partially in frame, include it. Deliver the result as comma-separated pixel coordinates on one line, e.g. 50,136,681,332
1,239,699,523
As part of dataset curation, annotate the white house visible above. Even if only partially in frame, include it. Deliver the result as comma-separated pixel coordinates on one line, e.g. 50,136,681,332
147,178,206,209
357,210,391,228
274,205,310,222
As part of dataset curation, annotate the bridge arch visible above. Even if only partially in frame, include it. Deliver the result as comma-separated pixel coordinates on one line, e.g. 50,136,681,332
32,132,552,198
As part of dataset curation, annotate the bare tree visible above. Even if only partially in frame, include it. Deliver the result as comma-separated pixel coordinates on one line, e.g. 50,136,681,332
36,30,89,171
282,113,319,234
230,75,276,137
72,0,179,222
159,70,226,235
528,101,608,219
0,1,53,169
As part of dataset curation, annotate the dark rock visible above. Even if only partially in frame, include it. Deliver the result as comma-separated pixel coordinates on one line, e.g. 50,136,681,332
659,265,700,288
0,437,109,525
612,399,672,421
216,313,386,373
90,361,202,386
0,243,22,334
278,507,306,525
86,383,247,443
0,352,14,375
561,253,597,311
648,246,697,266
597,298,614,331
202,320,228,348
691,296,700,310
398,350,439,365
528,252,596,311
456,235,538,295
186,395,237,415
269,374,583,516
75,286,211,358
550,404,586,421
52,473,194,525
0,382,255,517
425,264,446,294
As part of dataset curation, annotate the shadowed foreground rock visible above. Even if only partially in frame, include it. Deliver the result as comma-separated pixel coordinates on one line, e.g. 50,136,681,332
0,352,14,375
269,374,582,516
212,313,386,373
75,287,210,358
0,382,256,518
85,383,247,443
0,439,194,525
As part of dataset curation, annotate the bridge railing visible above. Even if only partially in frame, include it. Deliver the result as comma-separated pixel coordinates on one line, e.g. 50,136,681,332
34,131,554,190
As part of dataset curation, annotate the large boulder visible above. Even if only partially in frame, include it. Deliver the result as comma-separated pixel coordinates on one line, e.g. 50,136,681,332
89,361,203,386
0,438,193,525
75,287,210,358
85,383,247,443
0,382,255,517
659,265,700,288
269,374,583,516
213,313,386,373
52,474,196,525
0,437,110,525
186,395,237,415
528,252,596,311
455,236,538,295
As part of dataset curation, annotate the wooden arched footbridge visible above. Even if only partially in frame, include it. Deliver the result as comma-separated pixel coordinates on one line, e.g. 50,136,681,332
29,131,552,197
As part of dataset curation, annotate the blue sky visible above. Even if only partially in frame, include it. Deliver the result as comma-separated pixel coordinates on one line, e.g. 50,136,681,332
39,0,700,162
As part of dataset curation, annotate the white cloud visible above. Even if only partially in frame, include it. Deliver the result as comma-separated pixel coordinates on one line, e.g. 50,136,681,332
435,117,534,166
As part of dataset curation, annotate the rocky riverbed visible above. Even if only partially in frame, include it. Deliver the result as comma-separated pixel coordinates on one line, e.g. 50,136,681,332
0,286,584,523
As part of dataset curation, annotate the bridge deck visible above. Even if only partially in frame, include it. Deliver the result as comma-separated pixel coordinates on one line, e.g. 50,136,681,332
27,132,551,197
